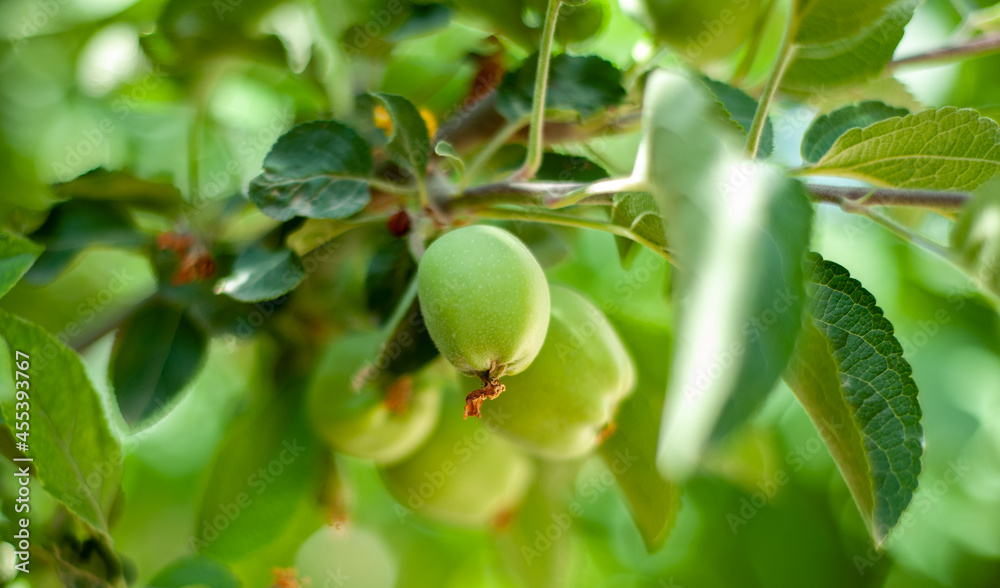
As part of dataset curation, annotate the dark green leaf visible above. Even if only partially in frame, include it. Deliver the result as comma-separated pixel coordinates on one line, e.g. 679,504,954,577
195,398,319,561
0,311,122,537
216,247,305,303
801,101,910,164
249,121,373,221
51,168,183,213
600,316,680,552
611,193,667,265
784,253,923,545
149,556,241,588
111,299,208,426
810,107,1000,191
26,200,147,284
496,53,626,121
365,239,417,324
634,71,813,480
385,3,452,42
373,93,432,181
536,153,610,182
0,231,42,299
701,77,773,157
951,178,1000,299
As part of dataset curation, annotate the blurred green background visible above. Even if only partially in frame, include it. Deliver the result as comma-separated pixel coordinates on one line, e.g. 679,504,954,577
2,0,1000,587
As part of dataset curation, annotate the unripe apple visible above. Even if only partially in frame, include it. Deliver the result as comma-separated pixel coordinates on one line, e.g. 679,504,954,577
481,284,635,459
295,525,396,588
306,331,443,464
379,411,534,527
417,225,550,415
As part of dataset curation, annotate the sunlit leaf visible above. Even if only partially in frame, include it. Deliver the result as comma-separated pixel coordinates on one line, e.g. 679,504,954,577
801,101,910,164
634,71,813,480
0,311,122,537
784,253,923,545
249,121,373,221
809,107,1000,191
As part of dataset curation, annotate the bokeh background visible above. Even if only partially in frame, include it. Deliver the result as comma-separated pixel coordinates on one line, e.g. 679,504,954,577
1,0,1000,587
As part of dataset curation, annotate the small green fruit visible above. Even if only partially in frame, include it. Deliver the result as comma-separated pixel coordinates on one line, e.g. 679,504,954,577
306,331,442,464
418,225,550,414
486,285,635,459
623,0,761,63
295,525,396,588
380,412,534,527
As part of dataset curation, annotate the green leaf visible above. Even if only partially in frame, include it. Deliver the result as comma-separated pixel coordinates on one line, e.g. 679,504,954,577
496,53,626,121
111,299,208,426
783,0,919,94
365,238,417,325
783,253,923,545
149,556,241,588
0,231,42,299
0,311,122,537
536,153,610,182
701,77,773,157
434,141,465,176
600,316,680,552
634,71,814,480
248,121,373,221
195,397,319,561
801,101,910,164
794,0,898,44
51,168,183,213
26,200,147,284
611,193,668,265
951,178,1000,299
808,107,1000,191
216,247,305,303
373,93,431,181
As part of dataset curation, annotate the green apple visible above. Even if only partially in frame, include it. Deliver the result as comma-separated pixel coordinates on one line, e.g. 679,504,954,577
622,0,762,63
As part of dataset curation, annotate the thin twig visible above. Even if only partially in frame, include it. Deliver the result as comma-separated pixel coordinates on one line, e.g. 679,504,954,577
888,32,1000,70
807,184,971,209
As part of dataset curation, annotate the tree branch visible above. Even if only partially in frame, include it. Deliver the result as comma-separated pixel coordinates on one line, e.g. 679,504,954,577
888,32,1000,70
807,184,970,209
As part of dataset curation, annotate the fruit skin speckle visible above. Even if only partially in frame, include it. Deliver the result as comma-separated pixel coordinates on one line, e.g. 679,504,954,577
417,225,550,380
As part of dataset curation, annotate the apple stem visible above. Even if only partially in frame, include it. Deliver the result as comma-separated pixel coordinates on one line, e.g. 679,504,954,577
464,376,506,419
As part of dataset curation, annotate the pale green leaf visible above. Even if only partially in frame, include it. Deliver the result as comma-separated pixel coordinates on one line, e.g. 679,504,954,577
0,311,122,537
809,107,1000,191
794,0,898,44
0,231,41,299
634,71,814,480
784,253,923,545
434,141,465,176
783,0,919,94
600,316,680,552
801,101,910,164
